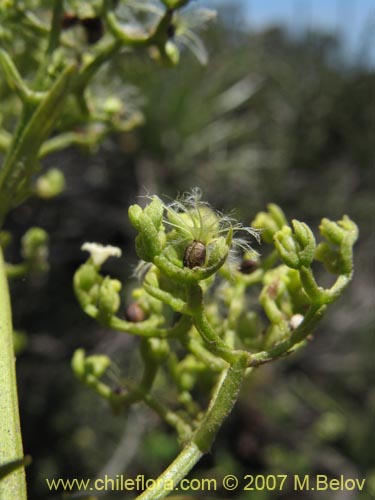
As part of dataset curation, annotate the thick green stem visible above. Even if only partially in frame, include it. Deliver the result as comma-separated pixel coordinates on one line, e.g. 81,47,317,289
134,442,203,500
133,353,247,500
0,248,27,500
192,353,248,452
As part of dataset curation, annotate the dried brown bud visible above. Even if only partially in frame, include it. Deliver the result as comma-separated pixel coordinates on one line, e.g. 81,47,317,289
267,282,279,299
183,240,206,269
125,302,145,323
80,17,104,44
113,386,126,396
61,13,79,29
167,23,176,38
239,259,258,274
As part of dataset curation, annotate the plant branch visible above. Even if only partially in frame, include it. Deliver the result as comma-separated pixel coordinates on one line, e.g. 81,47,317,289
132,352,247,499
0,247,27,499
248,304,326,366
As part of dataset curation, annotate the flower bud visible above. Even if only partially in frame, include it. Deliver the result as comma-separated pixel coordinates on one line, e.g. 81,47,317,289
206,236,228,268
85,354,111,378
21,227,49,273
252,204,287,244
98,277,122,318
72,348,111,381
128,204,143,230
144,196,164,229
320,216,358,247
274,220,316,269
75,262,98,291
291,220,316,267
319,218,346,245
165,40,180,65
71,349,86,380
35,168,65,199
274,227,299,269
141,338,170,363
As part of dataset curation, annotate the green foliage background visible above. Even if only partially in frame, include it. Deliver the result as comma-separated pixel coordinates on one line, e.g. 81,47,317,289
2,2,374,499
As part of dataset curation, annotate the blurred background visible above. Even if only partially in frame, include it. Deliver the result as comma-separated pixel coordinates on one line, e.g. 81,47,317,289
3,0,374,498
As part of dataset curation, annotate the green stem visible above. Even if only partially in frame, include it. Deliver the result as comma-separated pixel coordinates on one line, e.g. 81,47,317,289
39,131,104,158
193,353,248,452
0,130,11,153
0,248,27,500
5,263,29,279
248,304,326,366
132,353,247,500
134,442,203,500
46,0,63,56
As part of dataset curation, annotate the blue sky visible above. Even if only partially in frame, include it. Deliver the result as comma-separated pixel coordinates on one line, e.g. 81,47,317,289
210,0,375,64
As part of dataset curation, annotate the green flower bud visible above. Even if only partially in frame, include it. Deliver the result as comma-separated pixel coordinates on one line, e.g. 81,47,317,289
21,227,49,273
339,216,359,238
35,168,65,199
129,201,165,261
274,221,316,269
71,349,86,380
85,354,111,379
98,277,122,318
319,218,346,245
73,262,102,313
165,40,180,65
206,236,228,268
320,216,358,245
252,204,287,244
274,227,300,269
128,204,143,230
72,349,111,381
75,262,98,292
135,234,153,262
103,96,123,116
178,371,196,391
21,227,48,259
144,196,164,229
291,220,316,267
319,216,358,275
136,213,163,260
141,338,170,363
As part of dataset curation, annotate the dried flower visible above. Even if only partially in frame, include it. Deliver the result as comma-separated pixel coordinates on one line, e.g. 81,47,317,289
81,242,122,266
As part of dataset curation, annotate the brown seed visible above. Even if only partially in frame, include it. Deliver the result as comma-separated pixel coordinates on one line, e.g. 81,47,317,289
239,259,258,274
183,240,206,268
125,302,145,323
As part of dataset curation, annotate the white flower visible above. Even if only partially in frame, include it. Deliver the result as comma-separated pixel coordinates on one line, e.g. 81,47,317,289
81,242,122,266
289,314,304,330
